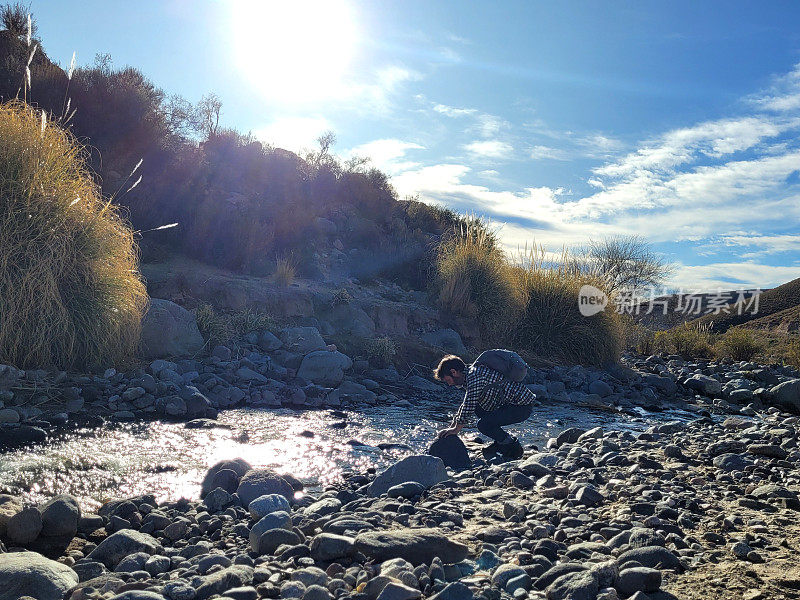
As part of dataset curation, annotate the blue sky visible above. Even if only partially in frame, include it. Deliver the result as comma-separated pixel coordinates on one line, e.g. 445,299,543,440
31,0,800,291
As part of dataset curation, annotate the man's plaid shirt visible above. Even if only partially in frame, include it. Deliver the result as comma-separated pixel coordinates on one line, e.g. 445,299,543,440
452,364,536,426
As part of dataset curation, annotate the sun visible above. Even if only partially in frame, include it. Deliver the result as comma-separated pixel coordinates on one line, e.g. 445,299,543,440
232,0,358,104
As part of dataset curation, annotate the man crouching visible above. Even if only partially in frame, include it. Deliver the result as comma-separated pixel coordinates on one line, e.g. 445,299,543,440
434,354,535,460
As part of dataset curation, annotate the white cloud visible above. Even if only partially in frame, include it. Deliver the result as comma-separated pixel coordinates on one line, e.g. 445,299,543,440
254,116,331,153
668,262,800,292
386,62,800,290
464,140,514,159
351,66,422,113
345,138,424,174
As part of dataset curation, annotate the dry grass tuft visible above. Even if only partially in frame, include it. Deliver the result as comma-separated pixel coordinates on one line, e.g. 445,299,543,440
619,314,656,355
511,245,623,366
273,253,299,287
0,102,147,370
436,217,518,345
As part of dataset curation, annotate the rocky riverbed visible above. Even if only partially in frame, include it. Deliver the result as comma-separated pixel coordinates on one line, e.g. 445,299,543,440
5,320,800,599
4,403,800,600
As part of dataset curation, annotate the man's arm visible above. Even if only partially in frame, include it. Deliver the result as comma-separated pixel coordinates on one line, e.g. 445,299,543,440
438,368,488,438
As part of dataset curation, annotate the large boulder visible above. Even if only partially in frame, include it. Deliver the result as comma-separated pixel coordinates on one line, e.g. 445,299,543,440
86,530,162,568
39,494,81,538
0,551,78,600
770,379,800,412
310,533,356,562
236,469,295,506
249,494,292,520
140,298,204,359
684,374,722,396
367,455,450,497
427,436,472,470
546,570,599,600
7,506,42,545
298,351,353,387
617,546,684,572
280,326,326,354
195,565,254,600
325,304,376,337
421,329,467,355
200,458,252,498
405,376,442,391
354,529,468,565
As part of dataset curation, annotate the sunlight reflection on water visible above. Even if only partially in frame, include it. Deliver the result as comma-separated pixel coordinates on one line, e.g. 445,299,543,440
0,402,684,511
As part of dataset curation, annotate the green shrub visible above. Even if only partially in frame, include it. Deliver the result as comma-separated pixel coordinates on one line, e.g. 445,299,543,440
714,327,763,361
786,337,800,369
365,336,397,368
654,322,714,358
195,303,230,346
0,102,148,370
435,218,517,345
511,248,622,366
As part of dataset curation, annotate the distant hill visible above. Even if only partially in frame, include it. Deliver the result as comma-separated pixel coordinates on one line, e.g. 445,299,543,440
632,279,800,334
686,277,800,333
631,290,760,330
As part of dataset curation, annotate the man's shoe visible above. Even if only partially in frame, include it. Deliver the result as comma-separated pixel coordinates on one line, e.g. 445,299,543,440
482,441,501,459
498,438,524,460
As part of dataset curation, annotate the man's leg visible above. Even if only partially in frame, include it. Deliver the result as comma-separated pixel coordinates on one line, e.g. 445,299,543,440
476,404,532,442
477,405,532,459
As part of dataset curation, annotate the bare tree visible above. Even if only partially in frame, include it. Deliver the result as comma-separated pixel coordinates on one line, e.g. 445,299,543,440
583,235,674,294
193,93,222,138
304,130,341,174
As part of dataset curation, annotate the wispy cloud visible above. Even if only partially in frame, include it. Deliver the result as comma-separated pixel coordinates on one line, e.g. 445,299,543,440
530,145,570,161
351,65,422,113
751,63,800,112
433,103,477,118
722,233,800,258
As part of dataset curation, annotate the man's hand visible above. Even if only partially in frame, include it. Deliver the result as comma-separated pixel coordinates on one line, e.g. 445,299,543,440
437,423,463,439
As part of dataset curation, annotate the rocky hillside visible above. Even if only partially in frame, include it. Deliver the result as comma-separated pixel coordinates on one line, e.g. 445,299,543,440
738,304,800,334
0,28,472,287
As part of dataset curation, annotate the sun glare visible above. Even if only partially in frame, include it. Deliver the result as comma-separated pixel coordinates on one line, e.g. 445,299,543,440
232,0,357,103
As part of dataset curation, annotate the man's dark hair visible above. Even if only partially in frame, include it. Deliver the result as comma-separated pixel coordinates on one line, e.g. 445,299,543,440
433,354,466,380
